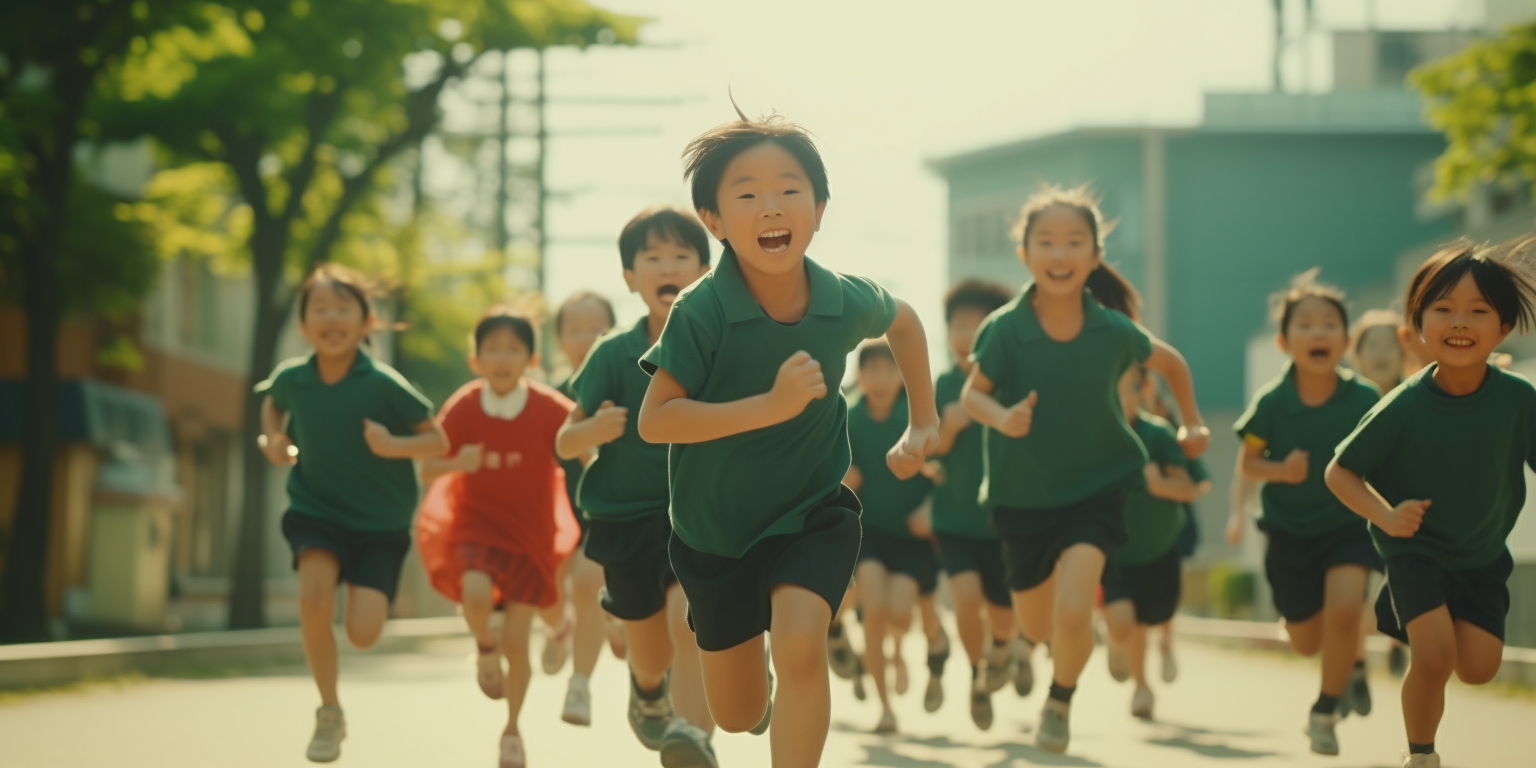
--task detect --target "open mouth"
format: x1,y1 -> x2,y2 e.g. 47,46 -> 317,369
1045,270 -> 1074,281
1444,337 -> 1475,348
1306,347 -> 1331,363
758,229 -> 792,254
656,284 -> 680,301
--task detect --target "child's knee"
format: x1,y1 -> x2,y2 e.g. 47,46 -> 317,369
771,628 -> 827,680
1323,598 -> 1362,628
713,699 -> 769,734
1455,651 -> 1501,685
1054,600 -> 1092,630
345,615 -> 385,649
1285,618 -> 1323,656
1410,645 -> 1456,681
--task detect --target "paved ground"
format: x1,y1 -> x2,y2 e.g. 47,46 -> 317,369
2,629 -> 1531,767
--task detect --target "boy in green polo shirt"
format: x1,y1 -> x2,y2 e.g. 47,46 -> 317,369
554,206 -> 716,768
637,113 -> 939,768
1233,272 -> 1382,757
1327,239 -> 1536,768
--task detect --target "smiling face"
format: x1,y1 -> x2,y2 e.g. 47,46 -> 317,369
471,326 -> 535,396
1019,205 -> 1100,301
947,306 -> 990,369
556,297 -> 613,372
298,283 -> 373,359
624,231 -> 708,318
1353,324 -> 1405,391
1278,296 -> 1348,376
698,141 -> 826,278
1417,272 -> 1513,369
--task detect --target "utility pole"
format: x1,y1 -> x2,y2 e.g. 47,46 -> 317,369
494,50 -> 512,275
535,48 -> 547,293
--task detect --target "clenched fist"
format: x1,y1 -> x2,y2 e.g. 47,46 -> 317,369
259,432 -> 297,466
1378,499 -> 1429,538
769,351 -> 827,419
1280,448 -> 1309,485
995,391 -> 1037,439
590,400 -> 628,445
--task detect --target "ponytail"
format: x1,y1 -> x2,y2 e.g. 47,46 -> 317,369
1086,262 -> 1141,322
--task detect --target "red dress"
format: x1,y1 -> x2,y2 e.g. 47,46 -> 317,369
416,379 -> 578,607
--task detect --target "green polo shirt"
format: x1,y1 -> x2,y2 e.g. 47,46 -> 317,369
555,374 -> 584,514
570,315 -> 670,522
848,391 -> 933,537
932,365 -> 993,539
1335,364 -> 1536,571
1234,366 -> 1380,537
1115,413 -> 1190,566
971,285 -> 1153,510
255,351 -> 433,532
640,249 -> 898,558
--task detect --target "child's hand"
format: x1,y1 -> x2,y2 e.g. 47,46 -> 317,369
843,464 -> 863,490
259,432 -> 297,466
1225,510 -> 1246,546
458,443 -> 484,473
1177,423 -> 1210,458
769,351 -> 827,419
1379,499 -> 1430,538
920,460 -> 946,485
363,419 -> 396,457
996,391 -> 1037,438
940,401 -> 971,432
907,505 -> 933,539
887,423 -> 940,480
590,400 -> 628,445
1281,448 -> 1309,484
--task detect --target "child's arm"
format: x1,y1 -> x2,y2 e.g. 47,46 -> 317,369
556,402 -> 628,460
935,402 -> 970,456
638,352 -> 825,445
884,300 -> 941,479
906,499 -> 934,539
1143,463 -> 1202,503
1144,338 -> 1208,457
843,464 -> 863,492
960,368 -> 1035,438
419,444 -> 483,484
258,396 -> 297,466
364,418 -> 449,460
1239,437 -> 1309,484
1324,459 -> 1428,538
1224,450 -> 1261,545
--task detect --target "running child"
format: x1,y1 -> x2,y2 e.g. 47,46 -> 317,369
960,183 -> 1208,754
416,308 -> 579,768
638,112 -> 940,768
1326,237 -> 1536,768
255,264 -> 448,763
556,206 -> 717,767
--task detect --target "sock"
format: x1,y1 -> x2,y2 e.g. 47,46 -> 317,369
828,622 -> 844,639
1312,693 -> 1340,715
1047,682 -> 1075,704
1408,741 -> 1435,755
1353,659 -> 1366,673
633,673 -> 666,700
569,673 -> 589,690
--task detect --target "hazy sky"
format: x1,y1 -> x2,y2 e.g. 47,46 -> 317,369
526,0 -> 1481,368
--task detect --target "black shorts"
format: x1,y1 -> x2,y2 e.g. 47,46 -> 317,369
583,514 -> 677,622
858,527 -> 940,595
669,487 -> 862,653
282,511 -> 411,601
936,533 -> 1011,607
1375,551 -> 1513,645
992,490 -> 1127,592
1102,546 -> 1183,626
1263,523 -> 1383,623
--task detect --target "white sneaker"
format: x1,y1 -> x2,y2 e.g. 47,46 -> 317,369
306,705 -> 345,763
1402,753 -> 1440,768
562,675 -> 592,726
1130,686 -> 1154,720
499,733 -> 525,768
1036,699 -> 1071,753
1160,644 -> 1178,683
1307,711 -> 1340,756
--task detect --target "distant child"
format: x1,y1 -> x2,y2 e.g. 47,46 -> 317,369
255,263 -> 448,763
961,184 -> 1208,754
844,339 -> 937,733
1101,364 -> 1208,721
931,279 -> 1022,732
1232,270 -> 1383,756
1327,238 -> 1536,768
638,113 -> 940,768
416,308 -> 578,768
556,206 -> 717,767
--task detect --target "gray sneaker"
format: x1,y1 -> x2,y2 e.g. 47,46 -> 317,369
969,673 -> 994,731
1402,753 -> 1440,768
1107,643 -> 1131,683
828,625 -> 859,680
659,718 -> 718,768
1307,711 -> 1340,756
306,705 -> 346,763
1013,639 -> 1036,697
1130,686 -> 1154,720
1036,699 -> 1071,753
983,640 -> 1011,693
923,674 -> 944,713
628,673 -> 674,750
1349,666 -> 1372,717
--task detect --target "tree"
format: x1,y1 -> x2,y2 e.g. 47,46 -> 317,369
108,0 -> 642,628
0,0 -> 204,643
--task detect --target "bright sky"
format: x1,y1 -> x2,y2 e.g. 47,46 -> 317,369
524,0 -> 1481,370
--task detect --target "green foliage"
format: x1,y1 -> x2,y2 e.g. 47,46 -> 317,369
1413,21 -> 1536,201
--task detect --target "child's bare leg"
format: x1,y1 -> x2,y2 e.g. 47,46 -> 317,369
888,576 -> 920,696
342,585 -> 388,649
1102,600 -> 1137,654
1320,565 -> 1368,699
768,584 -> 835,768
949,573 -> 987,666
1452,620 -> 1502,685
919,593 -> 942,644
698,634 -> 769,732
623,608 -> 674,694
297,550 -> 342,706
1050,544 -> 1107,689
570,549 -> 606,678
1128,622 -> 1148,688
665,583 -> 714,731
461,571 -> 499,648
855,561 -> 893,713
1402,606 -> 1457,745
1012,567 -> 1057,646
500,603 -> 537,735
1284,614 -> 1324,657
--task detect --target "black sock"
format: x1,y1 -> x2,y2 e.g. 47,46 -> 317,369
1312,693 -> 1340,715
1408,741 -> 1435,755
1048,682 -> 1075,704
828,622 -> 844,639
633,673 -> 666,701
1354,659 -> 1366,671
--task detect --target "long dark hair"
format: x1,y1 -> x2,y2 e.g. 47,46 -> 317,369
1012,183 -> 1141,321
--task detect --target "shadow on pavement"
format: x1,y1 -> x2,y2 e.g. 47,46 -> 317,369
982,741 -> 1105,767
1145,735 -> 1278,760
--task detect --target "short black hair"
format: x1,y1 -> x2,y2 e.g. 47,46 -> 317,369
944,279 -> 1012,323
472,306 -> 536,356
299,262 -> 376,321
1271,268 -> 1348,337
618,206 -> 712,271
553,291 -> 616,335
1405,236 -> 1536,332
681,112 -> 830,218
856,339 -> 895,369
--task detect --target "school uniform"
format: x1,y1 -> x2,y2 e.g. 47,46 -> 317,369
1334,364 -> 1536,644
1234,366 -> 1382,623
931,365 -> 1011,608
570,316 -> 676,621
849,391 -> 939,594
1176,456 -> 1208,558
1101,413 -> 1190,626
555,374 -> 589,542
970,285 -> 1153,593
640,248 -> 896,652
256,351 -> 432,601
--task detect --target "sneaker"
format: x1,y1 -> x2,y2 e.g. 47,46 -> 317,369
306,705 -> 346,763
627,673 -> 674,750
1160,643 -> 1178,683
1307,711 -> 1340,756
983,640 -> 1012,693
1402,753 -> 1440,768
1107,643 -> 1131,683
1013,639 -> 1036,697
499,734 -> 525,768
1036,699 -> 1071,753
561,675 -> 592,726
893,653 -> 909,695
1130,686 -> 1154,720
1389,643 -> 1408,678
874,708 -> 898,734
541,628 -> 569,676
659,718 -> 719,768
923,674 -> 944,713
852,670 -> 867,701
477,645 -> 505,700
828,624 -> 860,680
749,666 -> 774,736
969,674 -> 994,731
1349,665 -> 1372,716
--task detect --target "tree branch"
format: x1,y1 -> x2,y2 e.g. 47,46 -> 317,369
278,86 -> 345,229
